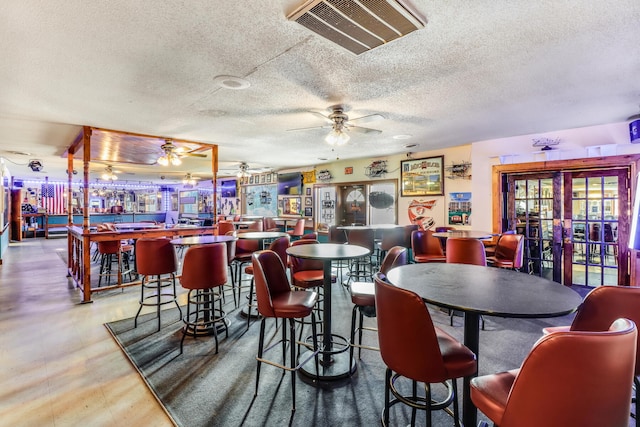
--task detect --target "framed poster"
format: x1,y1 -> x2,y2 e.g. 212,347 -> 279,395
401,156 -> 444,197
304,207 -> 312,217
305,197 -> 312,206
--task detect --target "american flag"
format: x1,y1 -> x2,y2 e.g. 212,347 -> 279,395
41,184 -> 66,214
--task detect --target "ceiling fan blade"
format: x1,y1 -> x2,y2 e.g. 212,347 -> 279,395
347,125 -> 382,135
347,113 -> 385,124
309,110 -> 333,123
286,124 -> 333,132
181,152 -> 207,158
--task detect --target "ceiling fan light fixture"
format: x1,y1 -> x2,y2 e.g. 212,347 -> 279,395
157,155 -> 169,166
325,128 -> 350,146
101,166 -> 117,181
182,173 -> 197,186
237,163 -> 251,178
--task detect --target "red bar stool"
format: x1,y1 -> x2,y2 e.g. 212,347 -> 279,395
97,240 -> 134,287
349,246 -> 407,362
411,229 -> 446,263
375,272 -> 477,426
134,237 -> 182,332
252,250 -> 320,412
178,243 -> 228,354
286,218 -> 306,240
471,318 -> 636,427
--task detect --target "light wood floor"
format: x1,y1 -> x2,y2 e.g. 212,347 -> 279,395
0,237 -> 175,426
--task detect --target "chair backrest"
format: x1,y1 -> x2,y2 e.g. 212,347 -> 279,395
136,237 -> 177,275
217,220 -> 235,236
247,220 -> 263,231
289,239 -> 323,272
252,250 -> 292,318
380,227 -> 405,251
347,228 -> 375,251
494,233 -> 524,268
446,238 -> 487,266
379,246 -> 408,275
328,225 -> 347,244
97,240 -> 120,254
411,229 -> 444,257
268,236 -> 290,268
499,318 -> 636,427
263,217 -> 278,231
374,273 -> 449,383
569,285 -> 640,375
402,224 -> 419,249
180,243 -> 228,290
290,219 -> 306,236
233,214 -> 241,221
300,232 -> 318,240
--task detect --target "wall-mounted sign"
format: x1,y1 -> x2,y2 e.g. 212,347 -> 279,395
345,166 -> 353,175
365,160 -> 388,178
317,169 -> 332,181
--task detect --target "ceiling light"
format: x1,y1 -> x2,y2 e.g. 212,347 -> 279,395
157,141 -> 183,166
325,125 -> 350,146
394,134 -> 413,140
182,173 -> 197,186
101,166 -> 117,181
213,75 -> 250,90
237,163 -> 251,178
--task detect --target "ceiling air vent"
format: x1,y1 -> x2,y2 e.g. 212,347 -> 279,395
287,0 -> 426,55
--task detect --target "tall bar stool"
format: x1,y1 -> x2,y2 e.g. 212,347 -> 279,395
287,218 -> 306,240
328,225 -> 348,282
402,224 -> 419,262
411,229 -> 446,263
244,235 -> 290,329
179,243 -> 228,354
97,239 -> 134,287
350,246 -> 407,362
134,237 -> 182,332
252,250 -> 320,412
375,272 -> 477,426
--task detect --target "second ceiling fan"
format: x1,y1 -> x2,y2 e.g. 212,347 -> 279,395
288,105 -> 384,145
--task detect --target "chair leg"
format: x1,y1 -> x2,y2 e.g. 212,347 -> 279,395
255,318 -> 266,396
246,277 -> 254,330
358,309 -> 364,359
289,318 -> 297,412
383,368 -> 392,426
179,290 -> 191,355
349,305 -> 357,365
133,275 -> 147,328
311,312 -> 319,382
411,380 -> 418,426
451,379 -> 461,427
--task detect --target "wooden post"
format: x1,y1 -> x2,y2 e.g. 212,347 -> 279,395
212,145 -> 218,225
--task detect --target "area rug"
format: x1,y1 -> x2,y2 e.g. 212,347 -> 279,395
105,284 -> 614,427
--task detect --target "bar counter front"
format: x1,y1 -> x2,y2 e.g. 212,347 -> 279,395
68,224 -> 215,303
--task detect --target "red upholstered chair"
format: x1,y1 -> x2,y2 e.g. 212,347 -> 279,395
350,246 -> 407,362
244,236 -> 290,329
178,243 -> 228,354
328,225 -> 348,244
300,232 -> 318,240
435,226 -> 456,252
233,230 -> 260,303
471,318 -> 637,427
217,220 -> 235,236
403,224 -> 419,262
287,218 -> 306,239
487,233 -> 524,270
374,273 -> 477,426
223,231 -> 238,307
541,285 -> 640,418
96,239 -> 134,286
252,250 -> 320,412
289,239 -> 325,334
483,230 -> 515,257
263,217 -> 279,232
446,237 -> 487,328
247,220 -> 263,231
134,237 -> 182,331
411,229 -> 446,263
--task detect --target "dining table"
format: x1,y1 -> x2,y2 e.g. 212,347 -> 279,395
431,229 -> 494,240
271,217 -> 299,232
286,243 -> 371,380
386,263 -> 582,427
235,231 -> 289,249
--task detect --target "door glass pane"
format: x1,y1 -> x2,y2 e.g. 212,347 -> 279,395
540,179 -> 553,199
527,180 -> 539,198
515,180 -> 526,199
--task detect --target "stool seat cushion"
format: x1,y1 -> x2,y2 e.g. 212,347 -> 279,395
271,291 -> 318,318
292,271 -> 323,288
413,254 -> 446,263
245,265 -> 254,275
350,282 -> 375,307
470,368 -> 517,426
436,326 -> 479,378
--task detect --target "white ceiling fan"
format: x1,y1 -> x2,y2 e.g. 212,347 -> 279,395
218,162 -> 271,178
157,139 -> 207,166
287,105 -> 384,146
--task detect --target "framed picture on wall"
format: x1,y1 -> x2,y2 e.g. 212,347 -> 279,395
266,174 -> 271,183
304,207 -> 312,217
305,197 -> 312,206
306,187 -> 311,196
400,156 -> 444,197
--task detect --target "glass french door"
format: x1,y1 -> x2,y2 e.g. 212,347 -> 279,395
506,168 -> 630,287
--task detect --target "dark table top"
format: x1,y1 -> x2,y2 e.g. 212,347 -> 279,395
286,242 -> 370,261
431,230 -> 494,239
236,231 -> 288,240
170,235 -> 236,245
386,263 -> 581,318
337,224 -> 401,231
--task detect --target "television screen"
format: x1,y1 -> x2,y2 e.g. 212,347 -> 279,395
218,179 -> 237,198
277,172 -> 302,195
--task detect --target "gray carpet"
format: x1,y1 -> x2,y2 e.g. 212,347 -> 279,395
105,282 -> 627,427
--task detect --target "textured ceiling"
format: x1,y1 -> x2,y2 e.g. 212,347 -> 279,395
0,0 -> 639,182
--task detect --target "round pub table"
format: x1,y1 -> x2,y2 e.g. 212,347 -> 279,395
286,243 -> 371,380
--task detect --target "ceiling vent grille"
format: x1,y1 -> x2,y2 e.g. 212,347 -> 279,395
287,0 -> 426,55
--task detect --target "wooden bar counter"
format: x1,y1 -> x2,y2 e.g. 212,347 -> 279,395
68,224 -> 215,303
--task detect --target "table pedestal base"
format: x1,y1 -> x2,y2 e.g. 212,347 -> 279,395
298,333 -> 355,380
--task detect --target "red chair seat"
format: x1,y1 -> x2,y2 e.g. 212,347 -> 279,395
350,282 -> 375,307
413,254 -> 446,263
470,369 -> 517,425
436,326 -> 479,377
271,292 -> 318,318
292,270 -> 323,288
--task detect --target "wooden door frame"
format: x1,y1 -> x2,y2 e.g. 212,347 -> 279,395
492,154 -> 640,286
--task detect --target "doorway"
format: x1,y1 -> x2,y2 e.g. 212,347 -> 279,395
496,155 -> 638,287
